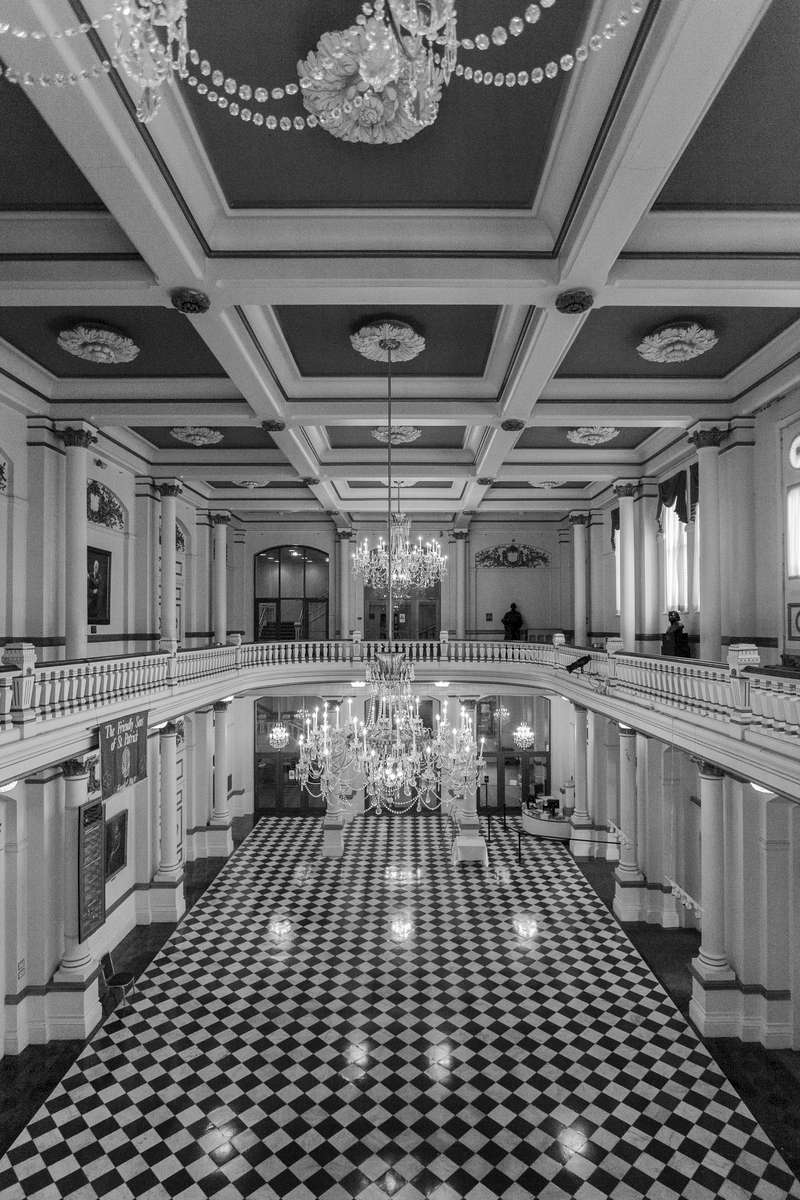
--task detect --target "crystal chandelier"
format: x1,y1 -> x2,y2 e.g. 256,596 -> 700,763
113,1 -> 188,123
350,321 -> 447,598
268,721 -> 290,750
513,722 -> 535,750
297,702 -> 358,813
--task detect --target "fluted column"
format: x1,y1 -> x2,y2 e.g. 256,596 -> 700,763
569,513 -> 589,646
337,529 -> 353,638
614,481 -> 638,651
210,512 -> 231,645
688,426 -> 726,661
694,762 -> 734,980
60,426 -> 97,660
453,531 -> 468,640
158,481 -> 182,654
56,760 -> 95,979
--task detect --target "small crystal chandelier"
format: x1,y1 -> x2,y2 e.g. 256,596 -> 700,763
269,721 -> 290,750
113,0 -> 188,123
351,320 -> 447,597
513,722 -> 535,750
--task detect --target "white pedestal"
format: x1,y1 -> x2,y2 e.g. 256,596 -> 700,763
323,815 -> 345,858
452,835 -> 489,867
150,877 -> 186,922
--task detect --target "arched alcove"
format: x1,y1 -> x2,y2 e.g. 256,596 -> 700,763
254,544 -> 330,640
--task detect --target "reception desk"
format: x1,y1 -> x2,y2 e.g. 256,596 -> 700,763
520,801 -> 571,842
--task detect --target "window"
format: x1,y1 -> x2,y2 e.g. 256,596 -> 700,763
662,503 -> 687,611
788,485 -> 800,576
614,537 -> 621,616
691,506 -> 700,611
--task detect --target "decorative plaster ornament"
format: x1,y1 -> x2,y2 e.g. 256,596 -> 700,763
171,286 -> 210,314
262,420 -> 286,433
371,426 -> 422,445
475,539 -> 549,568
169,426 -> 224,447
500,418 -> 525,432
566,426 -> 620,447
636,321 -> 718,364
555,288 -> 594,314
234,480 -> 263,489
350,321 -> 425,363
87,480 -> 125,530
57,325 -> 140,365
0,459 -> 6,494
530,480 -> 560,488
298,14 -> 446,145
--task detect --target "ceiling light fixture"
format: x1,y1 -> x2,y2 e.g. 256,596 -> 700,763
351,321 -> 447,598
0,2 -> 645,137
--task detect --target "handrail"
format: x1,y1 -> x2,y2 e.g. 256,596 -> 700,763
2,638 -> 800,747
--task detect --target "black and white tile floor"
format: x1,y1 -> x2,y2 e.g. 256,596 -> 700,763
1,815 -> 799,1200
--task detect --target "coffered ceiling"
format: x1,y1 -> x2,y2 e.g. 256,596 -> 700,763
0,0 -> 794,524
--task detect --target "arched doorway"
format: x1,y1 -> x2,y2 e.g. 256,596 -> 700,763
254,545 -> 329,640
363,584 -> 440,640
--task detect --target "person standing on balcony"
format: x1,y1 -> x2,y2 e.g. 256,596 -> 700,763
502,602 -> 523,642
661,610 -> 690,658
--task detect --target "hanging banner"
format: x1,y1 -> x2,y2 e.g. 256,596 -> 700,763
78,801 -> 105,942
100,711 -> 148,800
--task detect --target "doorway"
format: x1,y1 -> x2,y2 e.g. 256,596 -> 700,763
363,584 -> 440,640
255,751 -> 323,816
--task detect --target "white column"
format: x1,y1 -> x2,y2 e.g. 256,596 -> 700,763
210,700 -> 234,856
210,512 -> 231,645
638,483 -> 660,653
55,761 -> 95,979
614,481 -> 638,652
453,532 -> 468,640
337,529 -> 353,638
613,725 -> 645,921
156,723 -> 181,880
569,513 -> 589,646
694,762 -> 734,980
152,723 -> 186,921
724,424 -> 756,641
689,426 -> 725,662
60,426 -> 96,660
533,695 -> 549,751
158,481 -> 182,654
571,705 -> 589,825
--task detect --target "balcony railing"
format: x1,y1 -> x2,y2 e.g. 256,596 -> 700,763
1,640 -> 799,787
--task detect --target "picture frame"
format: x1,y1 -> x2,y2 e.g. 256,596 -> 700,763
87,546 -> 111,626
104,809 -> 128,881
787,603 -> 800,642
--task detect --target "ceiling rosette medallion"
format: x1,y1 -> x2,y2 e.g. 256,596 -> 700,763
234,480 -> 263,489
298,13 -> 445,146
350,321 -> 425,363
637,321 -> 718,364
57,325 -> 139,365
371,426 -> 422,445
566,426 -> 620,447
169,426 -> 224,447
530,481 -> 560,489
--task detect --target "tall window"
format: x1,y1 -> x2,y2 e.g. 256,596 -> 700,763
788,485 -> 800,576
663,503 -> 688,611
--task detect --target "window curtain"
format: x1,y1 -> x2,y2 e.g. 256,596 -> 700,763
689,462 -> 699,521
657,469 -> 688,528
788,485 -> 800,576
663,504 -> 688,610
610,507 -> 620,549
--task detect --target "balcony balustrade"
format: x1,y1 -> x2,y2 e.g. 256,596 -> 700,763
1,639 -> 798,796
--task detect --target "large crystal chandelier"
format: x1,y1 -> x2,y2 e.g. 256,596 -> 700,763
350,321 -> 447,597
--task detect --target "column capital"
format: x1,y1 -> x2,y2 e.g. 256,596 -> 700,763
451,529 -> 469,541
688,424 -> 727,450
213,699 -> 230,714
568,512 -> 590,527
59,426 -> 97,450
618,723 -> 636,738
613,479 -> 639,499
209,511 -> 232,526
336,528 -> 354,541
160,720 -> 179,738
694,759 -> 725,779
573,703 -> 587,716
62,758 -> 89,779
158,480 -> 184,499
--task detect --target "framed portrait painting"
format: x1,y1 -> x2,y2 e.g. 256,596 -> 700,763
104,809 -> 128,881
87,547 -> 111,625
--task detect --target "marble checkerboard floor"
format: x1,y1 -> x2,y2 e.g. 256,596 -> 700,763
1,814 -> 798,1200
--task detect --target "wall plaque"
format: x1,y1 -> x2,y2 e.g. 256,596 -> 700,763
78,801 -> 106,942
100,711 -> 148,800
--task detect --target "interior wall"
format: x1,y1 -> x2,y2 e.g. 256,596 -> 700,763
468,519 -> 564,639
